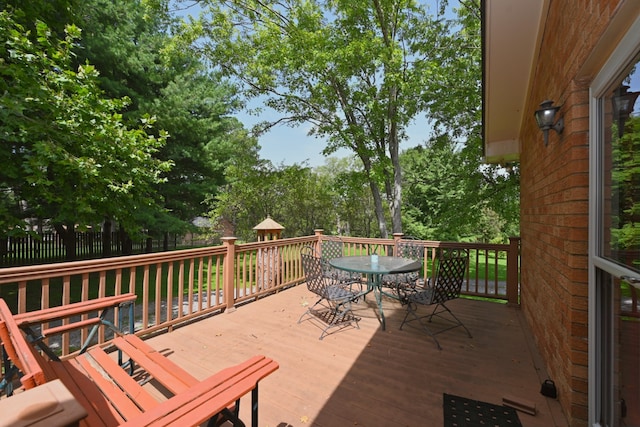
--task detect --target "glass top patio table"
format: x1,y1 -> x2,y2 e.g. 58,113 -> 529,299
329,256 -> 421,330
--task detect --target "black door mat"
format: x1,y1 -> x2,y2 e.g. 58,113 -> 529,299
443,393 -> 523,427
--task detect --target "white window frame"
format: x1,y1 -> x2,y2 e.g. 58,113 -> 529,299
589,13 -> 640,426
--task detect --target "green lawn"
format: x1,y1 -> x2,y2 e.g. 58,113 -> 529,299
0,260 -> 221,313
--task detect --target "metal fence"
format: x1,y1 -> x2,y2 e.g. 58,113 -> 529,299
0,231 -> 214,267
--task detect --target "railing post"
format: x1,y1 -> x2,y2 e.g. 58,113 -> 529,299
392,233 -> 404,256
314,229 -> 324,255
506,237 -> 521,306
222,237 -> 237,311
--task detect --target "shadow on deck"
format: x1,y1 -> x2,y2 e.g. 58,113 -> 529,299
145,284 -> 568,427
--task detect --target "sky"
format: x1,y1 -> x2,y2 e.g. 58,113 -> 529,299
242,102 -> 430,168
173,1 -> 460,167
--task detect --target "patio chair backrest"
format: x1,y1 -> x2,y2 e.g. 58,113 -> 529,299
301,248 -> 330,297
397,239 -> 424,262
320,239 -> 345,261
431,249 -> 468,305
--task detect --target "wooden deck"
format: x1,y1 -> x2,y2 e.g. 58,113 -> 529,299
144,284 -> 568,427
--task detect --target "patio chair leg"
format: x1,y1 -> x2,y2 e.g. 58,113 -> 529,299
439,303 -> 472,338
299,298 -> 359,340
400,302 -> 471,350
401,304 -> 443,350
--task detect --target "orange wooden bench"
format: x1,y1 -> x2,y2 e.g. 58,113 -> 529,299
0,297 -> 278,427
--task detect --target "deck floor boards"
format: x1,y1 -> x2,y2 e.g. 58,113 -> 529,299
144,284 -> 568,427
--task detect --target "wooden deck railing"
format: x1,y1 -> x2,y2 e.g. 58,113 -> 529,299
0,233 -> 520,357
316,232 -> 521,305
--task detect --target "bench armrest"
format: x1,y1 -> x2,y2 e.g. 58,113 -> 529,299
14,294 -> 137,327
120,355 -> 279,427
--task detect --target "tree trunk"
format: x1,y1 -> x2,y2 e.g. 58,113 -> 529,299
163,232 -> 169,251
369,179 -> 388,239
361,156 -> 389,238
119,227 -> 132,255
102,219 -> 112,257
387,120 -> 403,235
54,222 -> 77,261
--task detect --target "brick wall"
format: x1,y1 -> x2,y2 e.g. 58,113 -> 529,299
519,1 -> 622,425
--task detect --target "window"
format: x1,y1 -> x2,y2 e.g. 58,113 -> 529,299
590,20 -> 640,426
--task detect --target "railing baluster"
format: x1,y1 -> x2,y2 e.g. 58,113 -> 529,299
155,263 -> 162,322
188,258 -> 195,315
166,262 -> 174,324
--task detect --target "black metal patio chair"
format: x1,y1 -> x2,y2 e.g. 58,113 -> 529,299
381,238 -> 425,298
319,238 -> 363,291
399,248 -> 472,350
298,246 -> 361,340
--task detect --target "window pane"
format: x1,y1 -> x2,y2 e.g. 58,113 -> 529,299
603,57 -> 640,273
616,277 -> 640,425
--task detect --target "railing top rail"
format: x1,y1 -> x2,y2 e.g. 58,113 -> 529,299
333,236 -> 514,252
0,245 -> 227,284
236,236 -> 317,251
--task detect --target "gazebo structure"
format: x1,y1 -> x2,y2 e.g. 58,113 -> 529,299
252,216 -> 284,241
253,217 -> 284,290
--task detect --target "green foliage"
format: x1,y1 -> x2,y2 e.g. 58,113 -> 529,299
399,1 -> 519,243
2,0 -> 80,37
316,157 -> 378,237
611,115 -> 640,255
401,140 -> 478,240
400,138 -> 519,242
1,0 -> 520,249
0,11 -> 171,237
210,158 -> 338,241
73,0 -> 260,234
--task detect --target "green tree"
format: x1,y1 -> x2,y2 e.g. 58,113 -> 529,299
148,72 -> 250,235
401,141 -> 479,240
73,0 -> 258,246
316,157 -> 377,237
0,12 -> 172,258
401,137 -> 519,243
400,1 -> 519,242
187,0 -> 456,238
211,158 -> 338,241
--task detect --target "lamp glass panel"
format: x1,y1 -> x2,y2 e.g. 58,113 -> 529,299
540,109 -> 556,127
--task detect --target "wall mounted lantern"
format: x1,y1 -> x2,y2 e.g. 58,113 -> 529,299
534,100 -> 564,146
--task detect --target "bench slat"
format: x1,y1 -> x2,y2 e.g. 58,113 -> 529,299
85,345 -> 161,413
77,348 -> 155,418
48,359 -> 117,427
111,335 -> 197,393
114,335 -> 199,387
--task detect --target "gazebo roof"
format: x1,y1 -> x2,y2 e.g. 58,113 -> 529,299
253,217 -> 284,231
